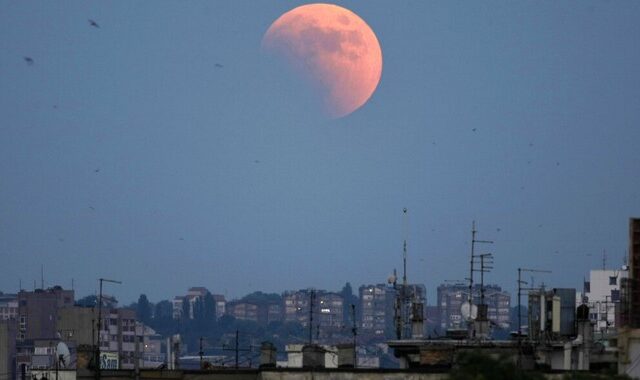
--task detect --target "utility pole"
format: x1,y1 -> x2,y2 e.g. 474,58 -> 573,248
351,304 -> 357,368
235,330 -> 239,369
199,337 -> 204,369
390,269 -> 401,339
308,290 -> 316,344
400,208 -> 409,339
468,222 -> 493,309
222,330 -> 252,369
478,253 -> 494,307
467,222 -> 492,338
96,278 -> 122,380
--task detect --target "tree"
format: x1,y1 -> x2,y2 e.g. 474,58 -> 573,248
204,292 -> 216,322
451,351 -> 544,380
240,291 -> 282,304
137,294 -> 151,324
181,297 -> 190,320
340,282 -> 357,325
193,297 -> 204,322
150,300 -> 179,337
75,295 -> 98,307
154,300 -> 173,321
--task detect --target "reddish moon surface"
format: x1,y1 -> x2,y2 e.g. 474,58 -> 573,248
262,3 -> 383,119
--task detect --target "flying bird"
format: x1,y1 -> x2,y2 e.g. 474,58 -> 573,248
89,19 -> 100,28
471,128 -> 477,132
214,63 -> 223,68
24,57 -> 34,65
89,206 -> 95,211
94,168 -> 100,173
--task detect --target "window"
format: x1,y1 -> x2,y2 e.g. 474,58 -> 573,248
611,289 -> 620,302
609,276 -> 617,286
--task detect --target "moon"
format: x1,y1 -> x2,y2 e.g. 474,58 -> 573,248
262,3 -> 383,119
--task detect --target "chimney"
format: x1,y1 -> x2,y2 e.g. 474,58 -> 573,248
259,342 -> 276,368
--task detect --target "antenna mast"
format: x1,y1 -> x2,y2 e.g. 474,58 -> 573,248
402,208 -> 409,338
468,222 -> 493,317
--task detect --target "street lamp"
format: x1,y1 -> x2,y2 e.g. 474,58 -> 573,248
96,278 -> 122,380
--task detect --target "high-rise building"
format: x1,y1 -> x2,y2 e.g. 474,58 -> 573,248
359,284 -> 395,337
172,287 -> 224,321
437,283 -> 468,331
282,289 -> 345,333
316,292 -> 344,330
437,283 -> 510,332
283,289 -> 312,326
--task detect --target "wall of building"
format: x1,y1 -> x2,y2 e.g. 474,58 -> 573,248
57,307 -> 97,346
0,321 -> 16,380
628,218 -> 640,328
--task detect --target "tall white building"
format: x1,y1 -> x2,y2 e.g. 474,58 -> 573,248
583,267 -> 629,334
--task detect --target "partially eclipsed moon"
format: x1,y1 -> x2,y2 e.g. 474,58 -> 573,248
262,3 -> 383,119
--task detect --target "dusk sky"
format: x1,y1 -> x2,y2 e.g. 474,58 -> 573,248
1,1 -> 639,305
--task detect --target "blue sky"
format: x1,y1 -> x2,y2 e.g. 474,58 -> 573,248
1,1 -> 639,304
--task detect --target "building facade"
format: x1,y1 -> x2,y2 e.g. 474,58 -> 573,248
0,293 -> 17,321
628,218 -> 640,328
437,283 -> 510,333
17,286 -> 74,341
358,284 -> 398,338
584,268 -> 628,334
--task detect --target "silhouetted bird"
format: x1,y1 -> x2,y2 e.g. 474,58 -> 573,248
496,228 -> 501,232
179,237 -> 185,241
89,206 -> 95,211
94,168 -> 100,173
89,19 -> 100,28
254,160 -> 260,164
24,57 -> 34,65
471,128 -> 477,132
556,162 -> 560,166
214,63 -> 223,68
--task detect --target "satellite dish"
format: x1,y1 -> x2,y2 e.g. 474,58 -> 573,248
56,342 -> 71,368
460,302 -> 478,321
